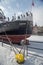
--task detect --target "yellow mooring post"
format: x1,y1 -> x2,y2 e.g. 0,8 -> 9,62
15,53 -> 24,64
13,46 -> 25,64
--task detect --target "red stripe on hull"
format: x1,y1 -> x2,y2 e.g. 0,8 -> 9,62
0,35 -> 31,43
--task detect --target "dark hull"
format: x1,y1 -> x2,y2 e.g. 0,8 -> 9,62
0,20 -> 33,43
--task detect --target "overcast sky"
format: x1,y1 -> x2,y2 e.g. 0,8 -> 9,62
0,0 -> 43,26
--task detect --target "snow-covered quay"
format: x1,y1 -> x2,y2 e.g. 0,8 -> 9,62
0,35 -> 43,65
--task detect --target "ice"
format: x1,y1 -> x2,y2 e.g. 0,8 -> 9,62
27,35 -> 43,42
0,35 -> 43,65
0,44 -> 43,65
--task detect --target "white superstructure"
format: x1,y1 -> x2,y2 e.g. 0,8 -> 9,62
0,9 -> 5,22
16,11 -> 33,21
0,9 -> 10,23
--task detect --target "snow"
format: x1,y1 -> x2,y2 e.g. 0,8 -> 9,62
0,35 -> 43,65
27,35 -> 43,42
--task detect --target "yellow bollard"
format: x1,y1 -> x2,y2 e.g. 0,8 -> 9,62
15,53 -> 24,64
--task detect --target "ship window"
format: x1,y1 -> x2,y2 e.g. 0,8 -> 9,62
26,12 -> 29,16
18,16 -> 20,19
21,14 -> 22,17
24,15 -> 25,17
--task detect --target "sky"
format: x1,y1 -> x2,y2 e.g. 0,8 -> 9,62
0,0 -> 43,26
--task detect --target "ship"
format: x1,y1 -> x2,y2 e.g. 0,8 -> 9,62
0,9 -> 33,44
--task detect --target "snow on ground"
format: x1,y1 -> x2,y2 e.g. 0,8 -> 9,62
0,35 -> 43,65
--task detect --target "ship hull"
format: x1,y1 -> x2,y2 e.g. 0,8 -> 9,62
0,35 -> 30,43
0,20 -> 33,43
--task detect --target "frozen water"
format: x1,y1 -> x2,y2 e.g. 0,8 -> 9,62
0,44 -> 43,65
27,35 -> 43,42
0,35 -> 43,65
